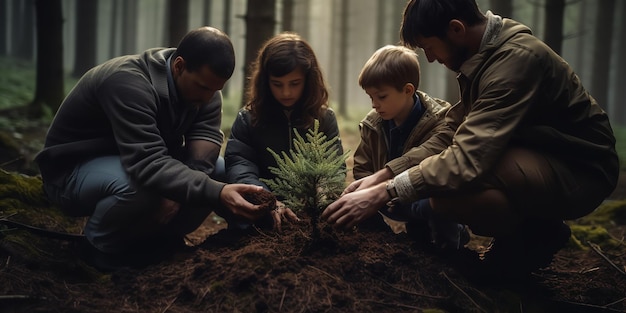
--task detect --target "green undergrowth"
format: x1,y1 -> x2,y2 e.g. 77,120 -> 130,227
568,199 -> 626,250
0,169 -> 105,281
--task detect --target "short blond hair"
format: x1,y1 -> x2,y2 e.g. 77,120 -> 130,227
358,45 -> 421,91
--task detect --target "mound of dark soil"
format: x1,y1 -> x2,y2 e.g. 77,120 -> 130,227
1,204 -> 625,313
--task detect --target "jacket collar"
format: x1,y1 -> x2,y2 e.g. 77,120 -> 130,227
459,12 -> 531,79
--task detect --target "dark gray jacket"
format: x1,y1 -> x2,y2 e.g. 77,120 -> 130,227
36,48 -> 225,206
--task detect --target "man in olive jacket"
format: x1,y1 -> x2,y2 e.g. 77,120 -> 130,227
323,0 -> 619,279
36,27 -> 269,270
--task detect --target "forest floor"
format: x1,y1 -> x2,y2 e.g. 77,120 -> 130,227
0,121 -> 625,313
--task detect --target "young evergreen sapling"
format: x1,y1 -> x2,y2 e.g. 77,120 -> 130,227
262,120 -> 349,240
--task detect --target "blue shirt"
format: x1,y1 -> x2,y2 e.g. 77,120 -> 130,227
384,94 -> 424,160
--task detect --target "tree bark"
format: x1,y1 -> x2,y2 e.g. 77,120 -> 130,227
32,0 -> 64,116
0,0 -> 6,55
337,0 -> 349,118
241,0 -> 276,107
221,0 -> 232,97
282,0 -> 294,31
72,0 -> 98,78
202,0 -> 212,26
121,0 -> 138,54
613,0 -> 626,124
375,0 -> 385,47
167,0 -> 190,47
12,0 -> 35,60
108,0 -> 119,58
543,0 -> 565,55
591,0 -> 616,111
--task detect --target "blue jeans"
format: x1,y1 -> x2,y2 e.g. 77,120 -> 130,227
43,155 -> 225,253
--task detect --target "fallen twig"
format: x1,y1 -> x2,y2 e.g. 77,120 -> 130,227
605,297 -> 626,308
0,157 -> 24,168
441,271 -> 486,313
587,241 -> 626,275
160,296 -> 177,313
279,288 -> 286,312
0,294 -> 47,301
359,299 -> 424,310
0,218 -> 85,241
553,299 -> 626,312
307,265 -> 341,282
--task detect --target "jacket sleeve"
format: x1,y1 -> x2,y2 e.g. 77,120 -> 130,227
398,46 -> 544,202
224,110 -> 269,189
184,92 -> 225,175
352,119 -> 377,180
98,71 -> 225,206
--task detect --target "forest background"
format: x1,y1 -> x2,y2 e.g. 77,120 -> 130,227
1,2 -> 626,312
1,0 -> 626,132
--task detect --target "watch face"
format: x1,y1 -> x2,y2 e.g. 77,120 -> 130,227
386,181 -> 398,199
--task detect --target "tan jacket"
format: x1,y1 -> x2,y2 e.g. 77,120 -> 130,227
393,18 -> 619,202
353,91 -> 451,180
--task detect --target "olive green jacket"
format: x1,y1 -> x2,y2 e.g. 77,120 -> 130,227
391,17 -> 619,202
353,91 -> 451,180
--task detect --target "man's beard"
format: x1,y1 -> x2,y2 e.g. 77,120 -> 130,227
445,40 -> 470,73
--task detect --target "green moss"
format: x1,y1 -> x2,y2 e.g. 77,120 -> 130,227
0,169 -> 83,232
569,224 -> 623,250
576,200 -> 626,227
0,169 -> 48,207
0,169 -> 108,281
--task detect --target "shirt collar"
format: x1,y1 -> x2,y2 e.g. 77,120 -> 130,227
386,93 -> 424,131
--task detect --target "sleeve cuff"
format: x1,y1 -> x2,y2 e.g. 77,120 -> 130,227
394,170 -> 420,202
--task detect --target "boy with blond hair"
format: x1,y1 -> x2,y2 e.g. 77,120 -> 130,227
352,45 -> 467,250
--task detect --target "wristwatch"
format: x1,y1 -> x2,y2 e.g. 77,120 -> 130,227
385,179 -> 400,208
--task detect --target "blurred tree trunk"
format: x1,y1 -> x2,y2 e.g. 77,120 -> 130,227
282,0 -> 294,31
202,0 -> 212,26
591,0 -> 615,112
532,0 -> 541,35
121,0 -> 138,54
241,0 -> 276,107
375,0 -> 385,47
222,0 -> 232,97
574,0 -> 587,74
613,1 -> 626,125
544,0 -> 565,55
336,0 -> 349,118
0,0 -> 6,55
72,0 -> 97,78
32,0 -> 64,117
489,0 -> 512,17
167,0 -> 189,47
222,0 -> 232,36
292,0 -> 310,39
109,0 -> 119,58
389,1 -> 402,43
12,0 -> 35,60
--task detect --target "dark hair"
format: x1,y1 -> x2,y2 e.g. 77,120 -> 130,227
172,26 -> 235,79
246,32 -> 329,128
400,0 -> 485,48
